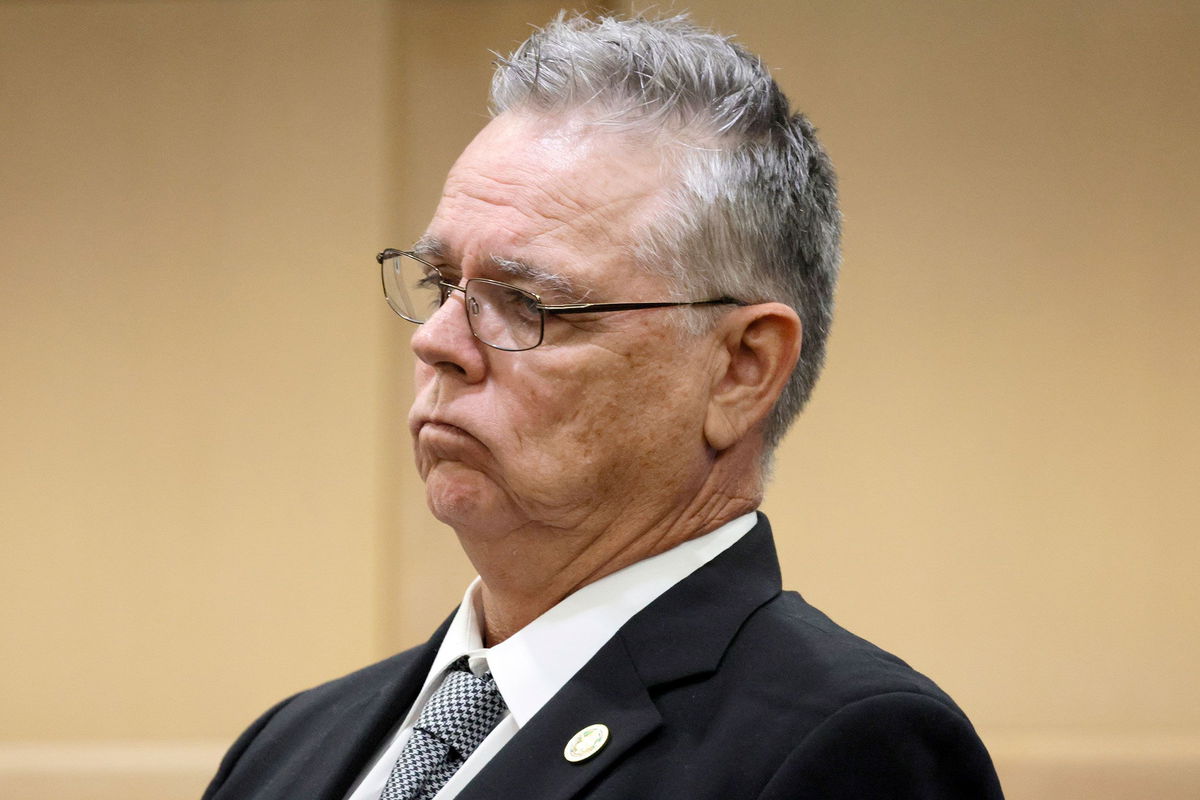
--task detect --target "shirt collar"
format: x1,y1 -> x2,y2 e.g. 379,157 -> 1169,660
428,512 -> 757,727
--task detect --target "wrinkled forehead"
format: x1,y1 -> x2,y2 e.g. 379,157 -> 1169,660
424,113 -> 676,292
452,111 -> 666,191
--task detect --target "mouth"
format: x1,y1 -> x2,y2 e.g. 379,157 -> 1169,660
412,418 -> 491,480
412,415 -> 482,447
420,420 -> 471,438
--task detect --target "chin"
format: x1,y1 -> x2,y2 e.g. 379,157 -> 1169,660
424,464 -> 512,534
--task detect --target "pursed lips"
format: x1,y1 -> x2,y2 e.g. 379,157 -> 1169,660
410,414 -> 483,448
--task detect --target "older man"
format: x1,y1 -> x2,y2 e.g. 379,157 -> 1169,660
204,14 -> 1002,800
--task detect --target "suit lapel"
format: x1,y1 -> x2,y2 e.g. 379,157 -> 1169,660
302,653 -> 435,800
620,513 -> 782,686
456,514 -> 782,800
456,636 -> 662,800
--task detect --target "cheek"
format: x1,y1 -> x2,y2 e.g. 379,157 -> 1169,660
413,359 -> 435,385
497,360 -> 620,463
479,330 -> 707,475
525,351 -> 692,467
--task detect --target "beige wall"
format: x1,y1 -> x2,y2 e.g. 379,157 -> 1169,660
1,1 -> 1196,798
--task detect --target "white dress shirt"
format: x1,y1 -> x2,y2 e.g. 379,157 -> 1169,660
344,512 -> 757,800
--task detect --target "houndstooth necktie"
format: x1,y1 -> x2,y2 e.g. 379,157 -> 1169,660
380,656 -> 507,800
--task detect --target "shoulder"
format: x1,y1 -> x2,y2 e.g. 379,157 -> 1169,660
739,590 -> 960,712
202,633 -> 444,800
752,683 -> 1004,798
727,592 -> 1003,798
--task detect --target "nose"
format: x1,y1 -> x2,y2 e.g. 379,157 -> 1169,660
410,288 -> 488,382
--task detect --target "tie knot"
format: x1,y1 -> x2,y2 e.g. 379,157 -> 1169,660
415,656 -> 507,759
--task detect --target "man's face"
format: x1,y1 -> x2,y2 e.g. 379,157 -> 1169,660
407,114 -> 720,545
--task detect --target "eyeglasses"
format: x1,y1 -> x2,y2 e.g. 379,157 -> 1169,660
377,249 -> 746,352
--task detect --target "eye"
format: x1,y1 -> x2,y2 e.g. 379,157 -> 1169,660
501,285 -> 542,321
414,274 -> 444,305
409,268 -> 451,311
414,266 -> 459,307
415,272 -> 442,290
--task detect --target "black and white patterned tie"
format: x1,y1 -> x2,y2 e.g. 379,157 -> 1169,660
380,656 -> 507,800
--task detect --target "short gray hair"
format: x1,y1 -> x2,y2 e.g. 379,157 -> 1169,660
491,13 -> 841,453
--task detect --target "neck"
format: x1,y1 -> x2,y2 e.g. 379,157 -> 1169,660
467,453 -> 761,646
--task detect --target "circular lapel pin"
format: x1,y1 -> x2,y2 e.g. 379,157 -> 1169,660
563,723 -> 610,763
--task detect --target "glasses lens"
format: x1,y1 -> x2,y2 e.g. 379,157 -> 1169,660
466,280 -> 543,351
382,252 -> 444,322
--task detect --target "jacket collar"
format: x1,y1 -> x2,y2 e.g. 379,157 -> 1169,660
455,513 -> 782,800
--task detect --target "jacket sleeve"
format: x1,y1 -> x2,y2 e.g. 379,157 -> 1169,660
757,691 -> 1004,800
200,693 -> 298,800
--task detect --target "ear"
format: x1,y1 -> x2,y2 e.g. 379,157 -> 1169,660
704,303 -> 803,452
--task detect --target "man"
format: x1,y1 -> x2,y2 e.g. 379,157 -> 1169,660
204,13 -> 1003,800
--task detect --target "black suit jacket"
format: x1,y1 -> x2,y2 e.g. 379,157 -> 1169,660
203,515 -> 1003,799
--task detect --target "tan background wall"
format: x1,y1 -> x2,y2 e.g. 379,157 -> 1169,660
1,1 -> 1196,798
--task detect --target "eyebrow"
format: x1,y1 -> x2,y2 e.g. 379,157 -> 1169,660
491,256 -> 584,299
410,234 -> 586,299
411,234 -> 447,262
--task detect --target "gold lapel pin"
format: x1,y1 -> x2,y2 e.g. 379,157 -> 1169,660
563,723 -> 610,763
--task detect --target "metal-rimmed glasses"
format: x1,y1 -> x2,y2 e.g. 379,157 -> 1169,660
378,248 -> 746,352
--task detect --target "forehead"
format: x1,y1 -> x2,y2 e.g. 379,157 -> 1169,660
426,114 -> 671,291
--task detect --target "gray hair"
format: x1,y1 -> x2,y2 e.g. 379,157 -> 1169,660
490,13 -> 841,454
